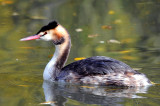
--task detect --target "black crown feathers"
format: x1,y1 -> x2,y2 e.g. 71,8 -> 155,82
36,21 -> 58,34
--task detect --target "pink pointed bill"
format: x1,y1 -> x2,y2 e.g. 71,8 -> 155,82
20,35 -> 41,41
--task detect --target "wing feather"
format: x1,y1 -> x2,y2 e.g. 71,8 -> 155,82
57,56 -> 139,79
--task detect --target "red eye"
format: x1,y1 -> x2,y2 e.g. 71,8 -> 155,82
42,32 -> 47,36
44,32 -> 47,35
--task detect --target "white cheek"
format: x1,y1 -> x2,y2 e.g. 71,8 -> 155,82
40,34 -> 53,41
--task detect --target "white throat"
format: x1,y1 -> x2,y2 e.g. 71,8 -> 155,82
43,38 -> 71,81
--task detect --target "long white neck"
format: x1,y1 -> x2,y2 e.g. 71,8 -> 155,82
43,31 -> 71,81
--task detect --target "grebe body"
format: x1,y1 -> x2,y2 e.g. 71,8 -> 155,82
57,56 -> 151,86
20,21 -> 152,86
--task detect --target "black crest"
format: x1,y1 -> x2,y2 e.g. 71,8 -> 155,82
36,21 -> 59,34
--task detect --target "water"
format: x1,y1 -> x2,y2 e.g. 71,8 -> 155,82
0,0 -> 160,105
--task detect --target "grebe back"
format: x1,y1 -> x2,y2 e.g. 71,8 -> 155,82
20,21 -> 152,86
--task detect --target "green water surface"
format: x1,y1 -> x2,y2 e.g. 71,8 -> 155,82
0,0 -> 160,106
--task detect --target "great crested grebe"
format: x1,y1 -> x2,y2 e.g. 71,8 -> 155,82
20,21 -> 152,86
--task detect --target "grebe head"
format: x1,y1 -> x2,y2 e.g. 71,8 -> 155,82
20,21 -> 68,45
20,21 -> 71,81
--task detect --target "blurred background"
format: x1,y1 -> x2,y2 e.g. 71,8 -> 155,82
0,0 -> 160,105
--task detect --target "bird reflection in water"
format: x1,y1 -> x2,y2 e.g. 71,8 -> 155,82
42,81 -> 151,106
